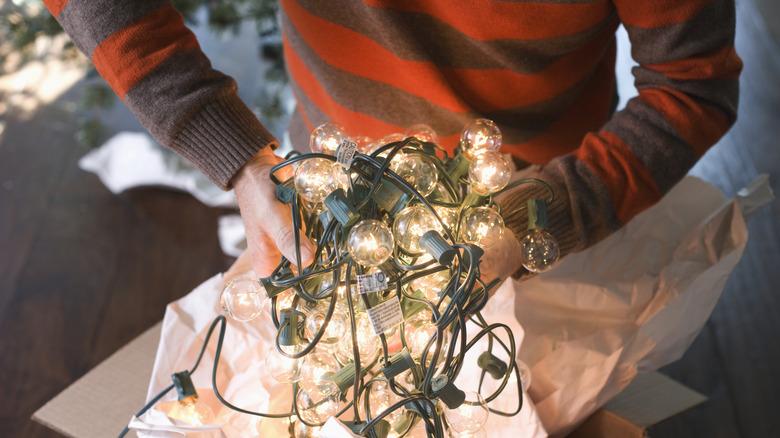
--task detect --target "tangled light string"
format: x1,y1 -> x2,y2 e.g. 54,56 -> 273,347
149,120 -> 561,438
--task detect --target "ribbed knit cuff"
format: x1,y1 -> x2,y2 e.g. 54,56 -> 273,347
172,93 -> 278,190
495,168 -> 583,279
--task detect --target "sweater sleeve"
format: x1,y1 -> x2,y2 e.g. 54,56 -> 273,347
43,0 -> 277,189
497,0 -> 742,264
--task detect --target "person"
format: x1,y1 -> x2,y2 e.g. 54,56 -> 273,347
43,0 -> 741,281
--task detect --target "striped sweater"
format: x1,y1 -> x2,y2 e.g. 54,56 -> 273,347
45,0 -> 742,261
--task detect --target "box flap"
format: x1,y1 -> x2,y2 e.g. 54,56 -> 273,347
32,323 -> 161,438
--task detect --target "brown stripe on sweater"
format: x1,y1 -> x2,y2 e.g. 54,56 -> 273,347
633,68 -> 739,118
603,99 -> 697,193
283,11 -> 606,144
555,155 -> 621,244
297,0 -> 615,72
624,0 -> 735,65
58,0 -> 166,56
124,49 -> 236,145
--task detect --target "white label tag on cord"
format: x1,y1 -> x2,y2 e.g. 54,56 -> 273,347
357,271 -> 388,294
367,296 -> 403,335
336,140 -> 357,168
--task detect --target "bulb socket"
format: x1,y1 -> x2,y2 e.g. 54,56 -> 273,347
346,420 -> 391,438
172,370 -> 198,401
419,230 -> 456,266
275,180 -> 296,204
382,348 -> 420,382
477,351 -> 508,380
330,362 -> 365,393
324,188 -> 359,227
259,277 -> 289,298
279,309 -> 305,346
431,375 -> 465,409
527,198 -> 549,230
447,153 -> 470,182
372,180 -> 410,215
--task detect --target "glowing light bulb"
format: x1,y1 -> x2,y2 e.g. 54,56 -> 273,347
265,346 -> 302,384
519,229 -> 560,273
310,122 -> 347,155
410,269 -> 450,301
468,151 -> 511,195
443,391 -> 489,434
336,313 -> 380,364
301,349 -> 339,384
294,158 -> 341,205
292,418 -> 322,437
405,124 -> 438,143
160,395 -> 215,426
220,277 -> 266,322
405,312 -> 448,365
389,153 -> 438,197
360,378 -> 408,426
347,219 -> 395,267
393,205 -> 442,254
459,207 -> 505,249
305,303 -> 348,345
461,119 -> 501,159
433,205 -> 458,232
296,379 -> 342,425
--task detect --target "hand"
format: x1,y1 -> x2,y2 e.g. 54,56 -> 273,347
232,147 -> 315,277
479,230 -> 524,285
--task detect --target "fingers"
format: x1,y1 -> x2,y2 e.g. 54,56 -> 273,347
264,199 -> 316,268
247,231 -> 284,278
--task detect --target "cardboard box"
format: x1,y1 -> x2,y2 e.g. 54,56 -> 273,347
33,324 -> 706,438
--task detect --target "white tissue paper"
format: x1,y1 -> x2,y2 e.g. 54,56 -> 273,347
79,132 -> 237,208
128,174 -> 770,437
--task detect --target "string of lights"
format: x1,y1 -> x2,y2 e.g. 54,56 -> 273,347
125,119 -> 562,438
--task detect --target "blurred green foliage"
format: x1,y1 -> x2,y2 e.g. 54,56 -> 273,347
0,0 -> 286,147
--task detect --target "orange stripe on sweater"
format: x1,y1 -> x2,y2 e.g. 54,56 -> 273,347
614,0 -> 711,28
91,5 -> 198,98
577,131 -> 662,224
640,87 -> 730,156
362,0 -> 612,40
646,45 -> 743,81
43,0 -> 68,16
284,32 -> 404,138
285,0 -> 614,112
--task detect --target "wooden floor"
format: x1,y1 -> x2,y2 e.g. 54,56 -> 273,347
1,1 -> 778,437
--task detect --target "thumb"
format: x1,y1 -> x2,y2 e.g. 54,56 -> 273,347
266,202 -> 316,268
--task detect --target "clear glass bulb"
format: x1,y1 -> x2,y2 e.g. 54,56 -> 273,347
450,428 -> 487,438
294,158 -> 341,205
389,153 -> 438,197
301,349 -> 339,384
393,205 -> 442,254
433,205 -> 458,232
347,219 -> 395,267
335,313 -> 379,364
160,395 -> 215,426
220,277 -> 266,322
461,119 -> 501,159
360,378 -> 408,426
405,312 -> 448,365
265,346 -> 303,384
304,303 -> 348,345
519,229 -> 560,273
410,269 -> 450,301
309,122 -> 347,155
405,124 -> 438,143
459,207 -> 505,249
292,418 -> 322,437
296,379 -> 342,425
468,151 -> 511,195
443,391 -> 489,434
